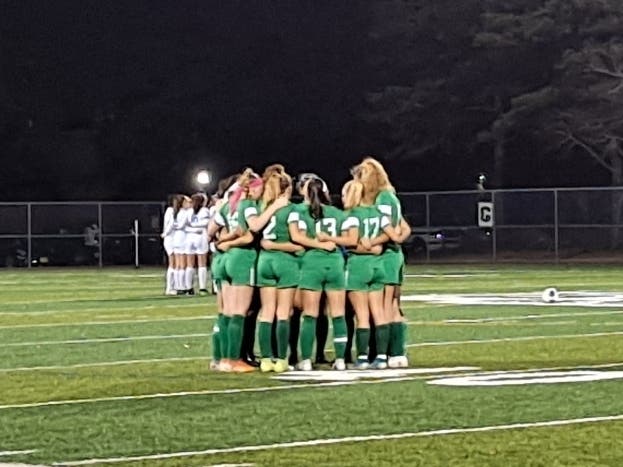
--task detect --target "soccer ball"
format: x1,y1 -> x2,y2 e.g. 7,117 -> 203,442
541,287 -> 559,303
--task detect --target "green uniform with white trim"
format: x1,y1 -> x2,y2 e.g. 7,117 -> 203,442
293,203 -> 347,291
344,205 -> 388,292
216,199 -> 258,286
256,203 -> 301,288
375,189 -> 405,285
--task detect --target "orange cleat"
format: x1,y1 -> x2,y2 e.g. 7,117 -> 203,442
231,359 -> 256,373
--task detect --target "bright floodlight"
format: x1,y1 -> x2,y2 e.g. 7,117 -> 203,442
196,170 -> 212,187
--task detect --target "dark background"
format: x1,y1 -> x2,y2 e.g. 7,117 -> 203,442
1,1 -> 622,201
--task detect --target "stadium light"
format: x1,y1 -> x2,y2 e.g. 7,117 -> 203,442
195,169 -> 212,189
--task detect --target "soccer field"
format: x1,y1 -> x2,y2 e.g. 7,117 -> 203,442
2,265 -> 623,467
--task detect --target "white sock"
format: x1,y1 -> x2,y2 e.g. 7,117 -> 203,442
176,269 -> 185,290
198,267 -> 207,290
166,267 -> 175,292
185,267 -> 195,290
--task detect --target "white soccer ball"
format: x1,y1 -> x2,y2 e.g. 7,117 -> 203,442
541,287 -> 559,303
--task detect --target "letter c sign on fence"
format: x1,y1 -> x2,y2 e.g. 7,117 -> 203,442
477,202 -> 494,228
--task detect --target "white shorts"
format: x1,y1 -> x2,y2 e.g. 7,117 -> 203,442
163,236 -> 174,256
184,232 -> 208,255
172,230 -> 186,255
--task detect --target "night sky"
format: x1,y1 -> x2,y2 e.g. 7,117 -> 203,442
0,1 -> 616,201
1,1 -> 381,200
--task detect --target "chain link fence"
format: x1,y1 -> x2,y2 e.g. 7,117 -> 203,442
1,187 -> 623,267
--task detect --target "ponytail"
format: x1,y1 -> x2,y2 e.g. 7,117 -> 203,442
306,178 -> 331,220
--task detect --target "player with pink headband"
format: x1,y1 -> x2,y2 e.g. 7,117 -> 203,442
212,168 -> 287,372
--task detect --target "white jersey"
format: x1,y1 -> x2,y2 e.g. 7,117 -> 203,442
184,207 -> 210,255
162,207 -> 175,255
172,208 -> 189,254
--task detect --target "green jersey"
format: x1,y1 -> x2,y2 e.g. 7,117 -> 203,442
375,189 -> 402,252
293,203 -> 348,257
261,203 -> 297,243
343,205 -> 389,255
215,199 -> 257,250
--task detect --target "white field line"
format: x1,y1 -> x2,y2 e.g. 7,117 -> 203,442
54,414 -> 623,466
442,309 -> 623,323
0,356 -> 212,374
2,362 -> 622,412
406,330 -> 623,348
0,333 -> 212,348
0,302 -> 207,316
0,378 -> 419,411
0,315 -> 214,330
0,450 -> 37,456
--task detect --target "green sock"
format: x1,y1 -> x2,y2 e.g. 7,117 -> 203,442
355,328 -> 370,359
277,319 -> 290,359
219,314 -> 230,359
227,315 -> 244,360
375,324 -> 390,358
332,316 -> 347,360
300,315 -> 316,360
212,317 -> 222,361
258,321 -> 273,359
399,321 -> 408,356
390,321 -> 407,356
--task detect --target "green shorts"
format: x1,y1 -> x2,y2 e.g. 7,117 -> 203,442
211,253 -> 225,282
222,248 -> 257,286
298,251 -> 345,291
380,248 -> 404,286
256,250 -> 300,288
346,254 -> 386,292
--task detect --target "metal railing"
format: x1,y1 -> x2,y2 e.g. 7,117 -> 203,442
2,187 -> 623,266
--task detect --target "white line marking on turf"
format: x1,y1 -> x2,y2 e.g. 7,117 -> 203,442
429,371 -> 623,386
53,414 -> 623,465
406,331 -> 623,348
0,450 -> 37,456
442,309 -> 623,323
404,291 -> 623,307
0,356 -> 212,373
0,333 -> 212,348
3,362 -> 623,411
0,315 -> 214,330
0,369 -> 477,411
0,302 -> 207,316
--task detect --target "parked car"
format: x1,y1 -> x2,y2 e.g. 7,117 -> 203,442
402,228 -> 462,258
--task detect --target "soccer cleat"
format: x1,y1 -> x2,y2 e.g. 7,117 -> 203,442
371,357 -> 388,370
187,288 -> 195,296
231,359 -> 256,373
332,358 -> 346,371
165,289 -> 177,296
218,359 -> 233,372
260,358 -> 275,373
176,290 -> 186,296
273,359 -> 289,373
388,355 -> 409,369
354,355 -> 369,370
199,289 -> 208,296
209,360 -> 220,371
296,359 -> 312,371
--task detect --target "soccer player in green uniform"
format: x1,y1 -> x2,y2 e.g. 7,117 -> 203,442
213,168 -> 286,372
353,157 -> 412,368
288,178 -> 349,371
252,167 -> 303,372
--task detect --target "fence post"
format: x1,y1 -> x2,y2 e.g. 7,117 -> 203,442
554,189 -> 559,263
27,203 -> 32,268
491,191 -> 497,262
98,203 -> 103,268
134,219 -> 139,268
425,193 -> 431,263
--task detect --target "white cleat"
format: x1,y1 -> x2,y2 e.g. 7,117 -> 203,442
332,358 -> 346,371
296,359 -> 312,371
388,355 -> 409,369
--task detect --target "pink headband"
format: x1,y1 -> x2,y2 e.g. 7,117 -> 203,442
229,177 -> 263,214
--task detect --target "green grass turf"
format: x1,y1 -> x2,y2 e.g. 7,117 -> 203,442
0,265 -> 622,466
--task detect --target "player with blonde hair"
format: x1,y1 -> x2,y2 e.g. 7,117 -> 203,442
352,157 -> 411,368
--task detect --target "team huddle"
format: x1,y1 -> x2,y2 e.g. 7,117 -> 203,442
161,157 -> 411,373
